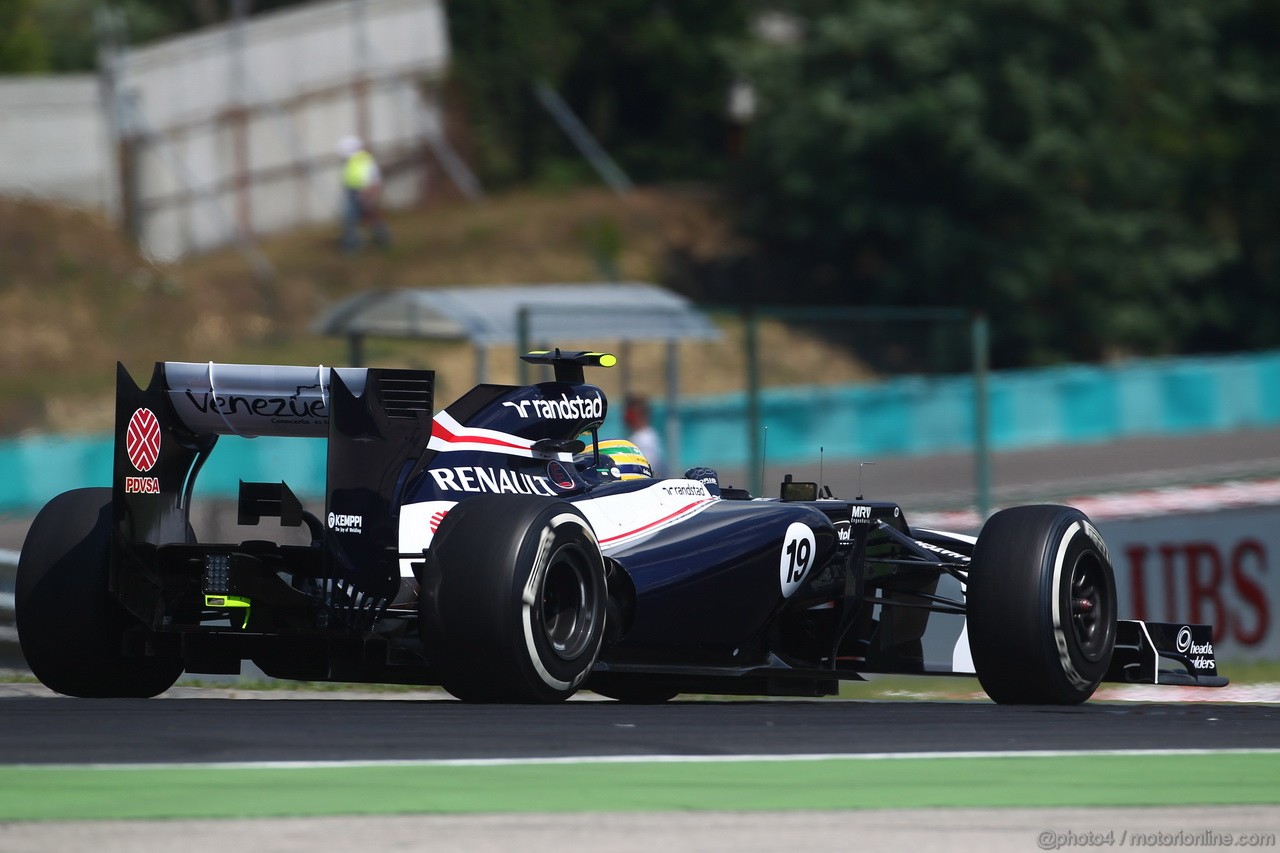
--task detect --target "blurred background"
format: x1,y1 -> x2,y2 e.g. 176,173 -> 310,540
0,0 -> 1277,668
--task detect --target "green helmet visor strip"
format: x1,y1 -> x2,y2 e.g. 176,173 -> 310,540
577,436 -> 652,479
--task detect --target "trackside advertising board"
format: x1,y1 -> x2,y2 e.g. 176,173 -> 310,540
1097,506 -> 1278,661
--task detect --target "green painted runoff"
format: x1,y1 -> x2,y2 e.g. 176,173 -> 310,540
0,753 -> 1276,822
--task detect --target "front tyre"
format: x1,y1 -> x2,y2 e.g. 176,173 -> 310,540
967,505 -> 1117,705
420,496 -> 606,703
16,488 -> 184,698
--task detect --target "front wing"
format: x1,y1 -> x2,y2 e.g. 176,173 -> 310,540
1104,621 -> 1228,687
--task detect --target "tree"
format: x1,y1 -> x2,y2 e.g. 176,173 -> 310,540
729,1 -> 1238,366
447,0 -> 571,186
449,0 -> 749,186
556,2 -> 750,181
1180,0 -> 1280,353
27,0 -> 315,72
0,0 -> 50,73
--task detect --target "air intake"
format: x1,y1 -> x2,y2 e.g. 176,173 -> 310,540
376,376 -> 434,419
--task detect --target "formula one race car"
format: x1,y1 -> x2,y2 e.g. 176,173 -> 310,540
17,350 -> 1227,703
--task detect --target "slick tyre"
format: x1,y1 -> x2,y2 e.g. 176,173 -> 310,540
420,496 -> 606,703
16,488 -> 184,698
967,505 -> 1117,705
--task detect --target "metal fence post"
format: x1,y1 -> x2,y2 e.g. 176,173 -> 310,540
745,306 -> 762,496
664,341 -> 680,475
972,313 -> 991,523
533,81 -> 633,197
517,307 -> 531,385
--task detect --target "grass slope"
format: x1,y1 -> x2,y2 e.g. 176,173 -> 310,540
0,188 -> 868,435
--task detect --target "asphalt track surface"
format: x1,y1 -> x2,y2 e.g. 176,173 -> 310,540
2,690 -> 1278,765
2,689 -> 1277,851
3,429 -> 1278,849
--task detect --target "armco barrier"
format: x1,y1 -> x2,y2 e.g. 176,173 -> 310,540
675,349 -> 1280,467
0,434 -> 328,514
0,549 -> 20,668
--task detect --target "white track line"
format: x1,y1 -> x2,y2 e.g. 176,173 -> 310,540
10,747 -> 1280,772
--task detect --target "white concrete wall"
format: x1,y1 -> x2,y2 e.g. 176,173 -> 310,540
0,1 -> 449,258
118,0 -> 449,259
0,77 -> 112,208
123,0 -> 447,121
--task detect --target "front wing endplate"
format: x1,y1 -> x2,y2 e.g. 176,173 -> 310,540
1103,620 -> 1228,687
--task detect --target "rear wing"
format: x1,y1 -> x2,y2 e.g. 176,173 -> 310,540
112,361 -> 434,612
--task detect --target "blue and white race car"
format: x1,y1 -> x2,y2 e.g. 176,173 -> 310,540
18,350 -> 1226,703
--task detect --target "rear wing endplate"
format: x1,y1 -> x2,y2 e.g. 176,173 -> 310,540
112,361 -> 434,631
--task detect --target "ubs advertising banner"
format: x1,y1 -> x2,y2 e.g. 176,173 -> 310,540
1098,506 -> 1277,661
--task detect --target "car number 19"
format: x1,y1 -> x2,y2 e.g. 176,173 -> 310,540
779,522 -> 816,598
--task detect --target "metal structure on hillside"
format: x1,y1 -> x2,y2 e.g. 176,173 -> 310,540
313,283 -> 722,472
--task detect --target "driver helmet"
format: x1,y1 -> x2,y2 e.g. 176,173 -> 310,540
584,439 -> 653,480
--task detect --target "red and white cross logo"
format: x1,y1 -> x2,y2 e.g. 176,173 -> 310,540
126,408 -> 162,472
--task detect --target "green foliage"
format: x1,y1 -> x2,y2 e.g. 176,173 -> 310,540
27,0 -> 315,72
106,0 -> 314,41
557,2 -> 750,181
1185,0 -> 1280,353
447,0 -> 568,187
729,0 -> 1277,365
449,0 -> 749,187
0,0 -> 50,72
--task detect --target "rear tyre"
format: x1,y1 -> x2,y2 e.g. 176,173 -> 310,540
420,496 -> 606,703
16,488 -> 184,698
967,505 -> 1117,705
